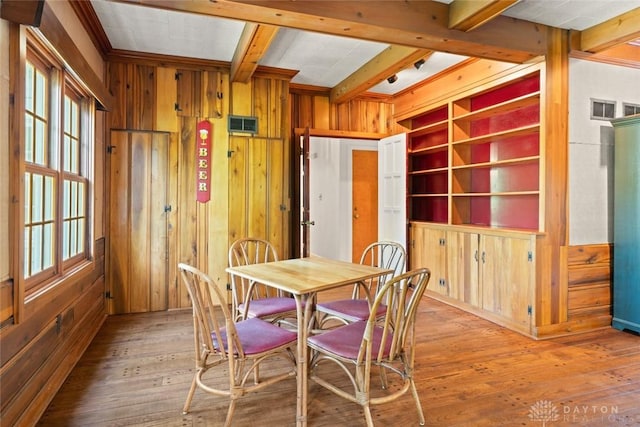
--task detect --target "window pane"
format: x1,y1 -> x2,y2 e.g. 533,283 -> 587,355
35,69 -> 46,117
70,181 -> 77,217
64,134 -> 71,172
63,179 -> 70,218
24,228 -> 30,277
32,174 -> 43,223
71,139 -> 79,174
70,219 -> 77,257
25,114 -> 34,163
24,173 -> 31,223
44,176 -> 54,221
78,182 -> 85,214
63,220 -> 69,260
64,96 -> 71,134
35,119 -> 46,165
71,101 -> 79,138
43,222 -> 53,269
77,219 -> 84,253
31,224 -> 42,274
25,63 -> 34,112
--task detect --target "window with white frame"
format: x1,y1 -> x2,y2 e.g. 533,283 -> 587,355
23,41 -> 92,294
623,102 -> 640,117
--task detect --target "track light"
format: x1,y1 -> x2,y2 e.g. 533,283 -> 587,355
414,59 -> 426,70
387,74 -> 398,84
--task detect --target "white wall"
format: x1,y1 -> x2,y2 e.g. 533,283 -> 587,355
309,137 -> 377,261
569,59 -> 640,245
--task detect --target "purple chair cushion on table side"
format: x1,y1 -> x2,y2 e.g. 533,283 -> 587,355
316,299 -> 387,322
307,321 -> 392,360
238,297 -> 301,318
213,317 -> 297,355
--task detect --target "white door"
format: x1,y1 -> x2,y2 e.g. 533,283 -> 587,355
378,133 -> 407,250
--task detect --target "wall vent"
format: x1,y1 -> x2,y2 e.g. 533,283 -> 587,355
228,115 -> 258,134
590,98 -> 616,121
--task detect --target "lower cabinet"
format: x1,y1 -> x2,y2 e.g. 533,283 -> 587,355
410,222 -> 535,335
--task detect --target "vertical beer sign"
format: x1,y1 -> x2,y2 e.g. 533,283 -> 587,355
196,120 -> 212,203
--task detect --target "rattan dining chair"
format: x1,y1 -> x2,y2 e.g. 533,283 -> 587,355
307,267 -> 431,427
228,237 -> 298,326
178,263 -> 297,426
315,241 -> 406,328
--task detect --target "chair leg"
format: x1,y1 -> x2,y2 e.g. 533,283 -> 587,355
363,404 -> 375,427
182,374 -> 198,414
410,379 -> 426,426
224,399 -> 237,427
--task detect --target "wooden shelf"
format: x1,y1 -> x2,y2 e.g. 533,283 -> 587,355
409,142 -> 448,155
451,191 -> 539,196
409,193 -> 449,198
408,119 -> 448,137
453,92 -> 540,123
451,155 -> 539,170
452,124 -> 539,146
410,166 -> 448,175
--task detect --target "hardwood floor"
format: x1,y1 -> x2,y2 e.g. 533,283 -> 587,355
38,292 -> 640,426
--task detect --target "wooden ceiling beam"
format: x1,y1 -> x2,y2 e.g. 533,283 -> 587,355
580,7 -> 640,53
331,47 -> 432,104
109,0 -> 546,63
230,23 -> 279,83
449,0 -> 519,32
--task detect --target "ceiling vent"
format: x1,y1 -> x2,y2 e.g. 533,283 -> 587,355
228,115 -> 258,134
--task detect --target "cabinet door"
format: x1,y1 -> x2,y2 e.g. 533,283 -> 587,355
448,231 -> 480,305
411,224 -> 448,295
480,234 -> 534,333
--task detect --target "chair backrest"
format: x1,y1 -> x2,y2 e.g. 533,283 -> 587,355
359,241 -> 406,295
178,263 -> 245,360
359,267 -> 430,365
228,238 -> 281,314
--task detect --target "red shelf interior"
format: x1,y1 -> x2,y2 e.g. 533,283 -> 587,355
411,107 -> 448,128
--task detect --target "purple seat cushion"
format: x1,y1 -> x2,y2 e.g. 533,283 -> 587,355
317,299 -> 387,322
307,321 -> 392,360
239,297 -> 299,318
213,317 -> 296,355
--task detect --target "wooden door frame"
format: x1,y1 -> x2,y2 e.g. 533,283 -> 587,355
291,128 -> 387,258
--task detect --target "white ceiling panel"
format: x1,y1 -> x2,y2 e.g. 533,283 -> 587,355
259,29 -> 389,87
91,0 -> 245,61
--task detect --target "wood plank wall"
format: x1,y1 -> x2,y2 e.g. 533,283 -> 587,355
106,61 -> 293,310
1,239 -> 107,426
290,88 -> 398,134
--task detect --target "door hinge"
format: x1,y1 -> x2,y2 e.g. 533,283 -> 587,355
528,251 -> 533,262
106,145 -> 116,154
527,305 -> 532,315
164,205 -> 172,213
174,102 -> 182,112
105,291 -> 114,299
227,150 -> 234,158
226,283 -> 232,291
175,72 -> 181,80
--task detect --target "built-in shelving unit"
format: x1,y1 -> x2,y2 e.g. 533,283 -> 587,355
406,71 -> 542,231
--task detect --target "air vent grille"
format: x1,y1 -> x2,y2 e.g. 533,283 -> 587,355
228,115 -> 258,134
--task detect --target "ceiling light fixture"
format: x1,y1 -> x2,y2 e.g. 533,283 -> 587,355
414,59 -> 426,70
387,74 -> 398,84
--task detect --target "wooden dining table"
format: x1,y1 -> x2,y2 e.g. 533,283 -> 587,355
225,256 -> 392,427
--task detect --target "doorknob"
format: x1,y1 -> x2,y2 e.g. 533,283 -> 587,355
353,213 -> 360,219
301,220 -> 315,226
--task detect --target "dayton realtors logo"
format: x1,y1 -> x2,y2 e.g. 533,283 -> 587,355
529,400 -> 624,425
529,400 -> 560,426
